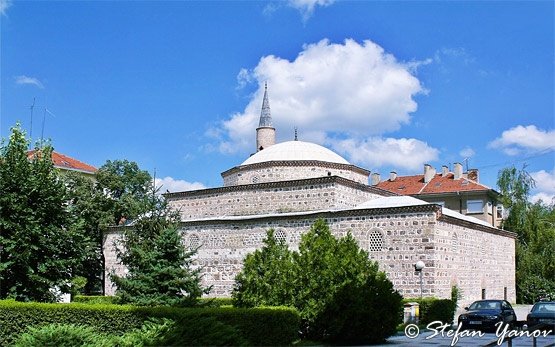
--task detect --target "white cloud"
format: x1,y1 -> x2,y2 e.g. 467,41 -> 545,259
1,0 -> 11,16
329,137 -> 439,171
459,147 -> 475,158
210,39 -> 426,155
15,75 -> 44,89
155,176 -> 206,194
288,0 -> 334,21
489,125 -> 555,155
530,169 -> 555,204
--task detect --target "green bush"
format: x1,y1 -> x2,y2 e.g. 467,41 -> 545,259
233,220 -> 402,344
0,300 -> 299,346
402,298 -> 456,325
15,324 -> 108,347
73,295 -> 118,305
198,297 -> 234,307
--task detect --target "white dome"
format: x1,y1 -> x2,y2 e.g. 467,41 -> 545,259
241,141 -> 350,166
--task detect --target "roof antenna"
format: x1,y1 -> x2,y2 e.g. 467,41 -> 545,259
40,105 -> 56,148
29,98 -> 36,141
463,157 -> 469,172
294,127 -> 298,141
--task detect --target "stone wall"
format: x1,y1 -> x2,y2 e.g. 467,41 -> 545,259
166,177 -> 382,221
433,217 -> 516,306
222,162 -> 369,186
104,205 -> 516,303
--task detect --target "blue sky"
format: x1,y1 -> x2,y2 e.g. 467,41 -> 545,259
1,0 -> 554,201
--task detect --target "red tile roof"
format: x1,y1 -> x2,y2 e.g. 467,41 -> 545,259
27,150 -> 97,174
375,173 -> 493,196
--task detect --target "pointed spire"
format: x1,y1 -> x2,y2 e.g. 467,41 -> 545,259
258,82 -> 273,128
294,127 -> 298,141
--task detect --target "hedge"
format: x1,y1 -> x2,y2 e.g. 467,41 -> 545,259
402,298 -> 456,325
73,295 -> 233,307
0,300 -> 300,346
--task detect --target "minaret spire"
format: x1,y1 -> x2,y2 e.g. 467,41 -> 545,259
259,82 -> 272,127
256,82 -> 276,152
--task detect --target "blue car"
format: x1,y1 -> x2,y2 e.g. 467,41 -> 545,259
526,301 -> 555,333
458,300 -> 516,332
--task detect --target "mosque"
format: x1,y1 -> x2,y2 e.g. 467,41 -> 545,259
104,86 -> 516,305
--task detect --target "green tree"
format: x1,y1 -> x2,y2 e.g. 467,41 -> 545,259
0,124 -> 84,301
233,229 -> 295,307
64,160 -> 154,295
110,194 -> 209,306
232,219 -> 402,344
497,166 -> 555,303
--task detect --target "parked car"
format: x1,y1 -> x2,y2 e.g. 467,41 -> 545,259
526,301 -> 555,333
458,300 -> 516,332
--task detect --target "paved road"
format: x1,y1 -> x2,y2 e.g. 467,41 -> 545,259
381,305 -> 555,346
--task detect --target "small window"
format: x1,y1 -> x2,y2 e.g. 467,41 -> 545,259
467,200 -> 484,213
189,234 -> 200,249
496,205 -> 504,219
368,230 -> 384,252
274,230 -> 287,243
481,288 -> 486,299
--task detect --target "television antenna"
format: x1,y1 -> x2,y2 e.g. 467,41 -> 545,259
40,106 -> 56,147
29,98 -> 36,140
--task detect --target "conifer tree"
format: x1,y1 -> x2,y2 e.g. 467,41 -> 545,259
111,194 -> 209,306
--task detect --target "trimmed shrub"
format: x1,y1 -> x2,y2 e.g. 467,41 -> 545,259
402,298 -> 456,325
198,297 -> 234,307
15,324 -> 107,347
0,300 -> 299,346
73,295 -> 118,305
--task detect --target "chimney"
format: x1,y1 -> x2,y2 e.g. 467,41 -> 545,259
467,168 -> 479,182
424,164 -> 436,183
389,171 -> 397,181
371,172 -> 381,186
441,165 -> 449,177
454,163 -> 463,180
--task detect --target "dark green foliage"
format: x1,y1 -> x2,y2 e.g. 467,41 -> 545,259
402,298 -> 456,325
233,219 -> 402,344
95,160 -> 153,227
497,166 -> 555,303
73,295 -> 118,305
0,124 -> 84,302
199,297 -> 234,307
108,318 -> 175,347
73,296 -> 234,307
151,316 -> 247,346
0,300 -> 300,346
233,229 -> 295,307
111,197 -> 209,307
15,324 -> 108,347
64,160 -> 154,295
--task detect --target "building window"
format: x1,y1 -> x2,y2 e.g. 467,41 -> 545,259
189,234 -> 200,249
368,230 -> 384,252
274,229 -> 287,243
482,288 -> 486,299
451,233 -> 458,252
496,205 -> 504,219
467,200 -> 484,213
504,287 -> 508,300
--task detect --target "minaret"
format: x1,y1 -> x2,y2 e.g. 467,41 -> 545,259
256,82 -> 276,151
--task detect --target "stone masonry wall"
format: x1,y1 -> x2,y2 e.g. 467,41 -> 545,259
433,219 -> 516,307
223,164 -> 369,186
167,181 -> 381,221
103,209 -> 515,304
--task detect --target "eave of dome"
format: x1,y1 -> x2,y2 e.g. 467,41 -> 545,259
241,141 -> 350,166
